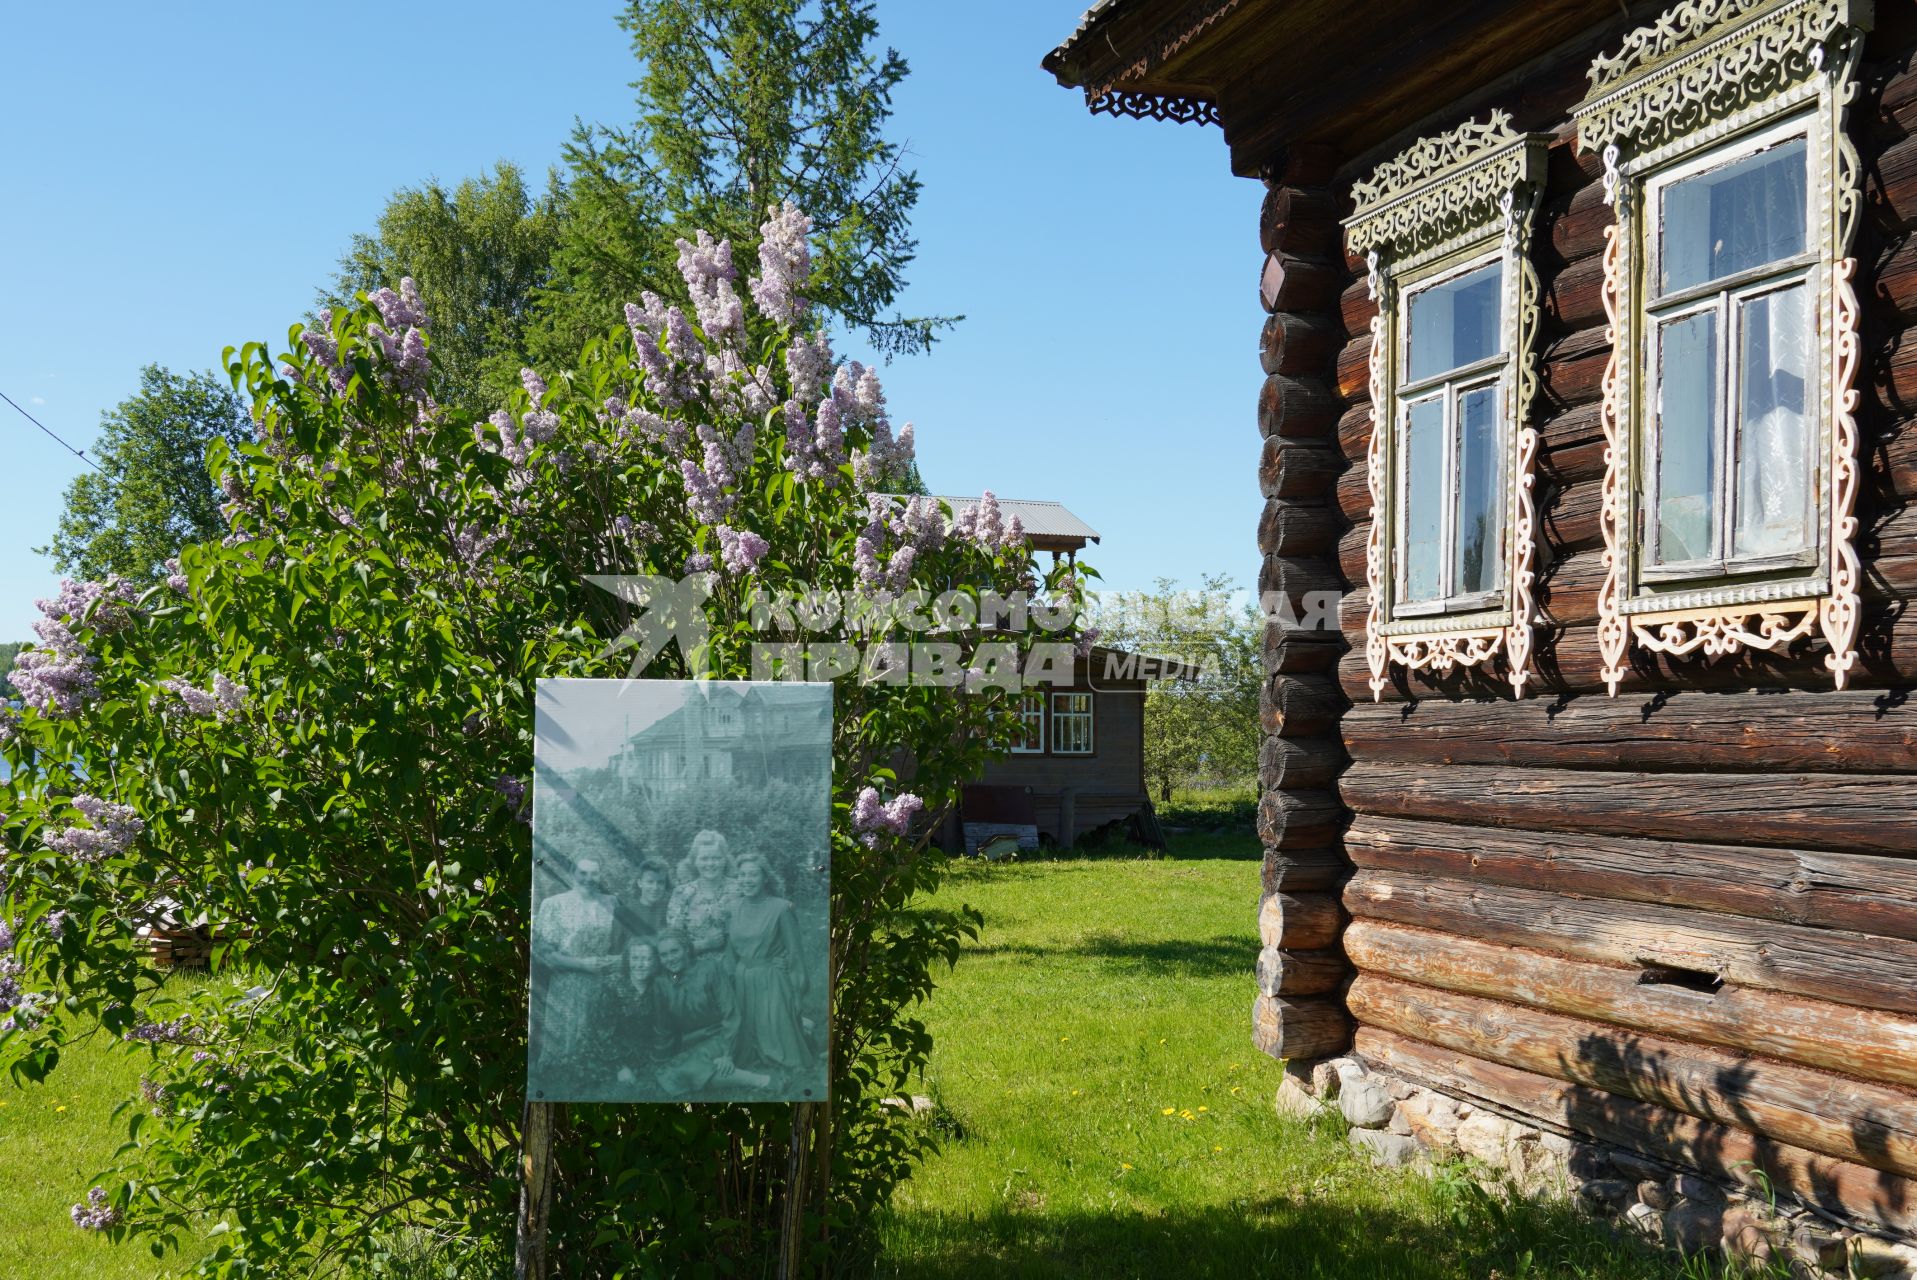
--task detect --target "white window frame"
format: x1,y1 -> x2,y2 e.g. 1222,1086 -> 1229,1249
1011,690 -> 1046,754
1049,692 -> 1094,755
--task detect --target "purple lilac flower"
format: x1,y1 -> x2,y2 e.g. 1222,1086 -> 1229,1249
716,527 -> 769,576
675,230 -> 744,342
625,296 -> 687,407
163,558 -> 190,594
679,456 -> 735,526
123,1017 -> 193,1044
902,497 -> 947,551
44,910 -> 66,940
750,202 -> 813,326
371,278 -> 428,330
973,491 -> 1005,547
159,678 -> 219,718
44,795 -> 145,864
520,367 -> 549,404
684,551 -> 714,574
70,1187 -> 120,1232
1075,626 -> 1102,658
813,395 -> 844,464
786,333 -> 833,405
1002,514 -> 1026,550
213,673 -> 247,714
852,786 -> 925,847
494,775 -> 528,820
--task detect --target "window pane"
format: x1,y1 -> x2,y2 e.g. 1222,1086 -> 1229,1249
1407,263 -> 1501,383
1734,284 -> 1813,559
1051,694 -> 1093,754
1401,398 -> 1445,602
1661,137 -> 1806,294
1654,310 -> 1720,564
1453,385 -> 1502,596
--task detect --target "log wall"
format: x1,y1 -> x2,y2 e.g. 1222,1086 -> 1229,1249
1249,10 -> 1917,1238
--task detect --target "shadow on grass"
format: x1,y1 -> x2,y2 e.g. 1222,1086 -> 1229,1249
876,1187 -> 1667,1280
963,930 -> 1253,981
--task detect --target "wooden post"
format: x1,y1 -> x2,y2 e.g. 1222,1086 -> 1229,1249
777,1101 -> 815,1280
515,1100 -> 556,1280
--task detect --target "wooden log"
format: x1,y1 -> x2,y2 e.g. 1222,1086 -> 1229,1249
1345,813 -> 1917,943
1261,253 -> 1343,314
1541,250 -> 1606,333
1257,497 -> 1344,557
1258,436 -> 1346,500
1334,457 -> 1372,523
1256,945 -> 1349,997
1258,554 -> 1346,629
1262,845 -> 1352,894
1252,994 -> 1352,1061
1341,760 -> 1917,856
1262,628 -> 1346,675
1540,177 -> 1610,266
1335,330 -> 1371,401
1259,733 -> 1348,788
1356,1028 -> 1917,1237
1536,400 -> 1605,454
1260,672 -> 1347,737
1255,788 -> 1347,851
1257,372 -> 1341,439
1346,920 -> 1917,1092
1260,186 -> 1343,257
1347,974 -> 1917,1178
1340,687 -> 1917,773
1344,868 -> 1917,1017
1258,890 -> 1344,950
1335,401 -> 1372,460
1338,279 -> 1377,345
1260,312 -> 1343,379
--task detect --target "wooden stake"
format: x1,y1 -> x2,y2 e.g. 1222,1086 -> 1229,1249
515,1100 -> 556,1280
776,1101 -> 814,1280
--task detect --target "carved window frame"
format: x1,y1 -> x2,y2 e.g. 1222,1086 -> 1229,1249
1347,113 -> 1550,700
1573,0 -> 1872,694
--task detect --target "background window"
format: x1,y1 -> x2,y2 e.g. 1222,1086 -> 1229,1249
1011,691 -> 1045,753
1646,128 -> 1814,576
1050,692 -> 1094,755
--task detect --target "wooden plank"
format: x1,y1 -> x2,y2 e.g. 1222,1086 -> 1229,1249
1356,1028 -> 1917,1236
1346,920 -> 1917,1091
1341,761 -> 1917,856
1258,890 -> 1344,949
1346,814 -> 1917,943
1341,688 -> 1917,773
1347,974 -> 1917,1178
1252,994 -> 1351,1061
1344,868 -> 1917,1016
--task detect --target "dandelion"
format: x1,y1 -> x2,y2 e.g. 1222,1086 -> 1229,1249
1120,1162 -> 1133,1171
1198,1105 -> 1209,1113
1161,1107 -> 1175,1116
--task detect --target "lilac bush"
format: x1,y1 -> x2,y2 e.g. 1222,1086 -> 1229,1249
0,202 -> 1080,1275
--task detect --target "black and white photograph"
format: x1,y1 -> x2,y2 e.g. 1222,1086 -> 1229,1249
528,679 -> 832,1104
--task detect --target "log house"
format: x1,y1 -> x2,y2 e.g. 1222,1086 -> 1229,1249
1045,0 -> 1917,1249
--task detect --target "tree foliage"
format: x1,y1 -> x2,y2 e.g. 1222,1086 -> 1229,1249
532,0 -> 956,365
326,163 -> 563,410
1091,576 -> 1262,800
0,214 -> 1068,1274
41,367 -> 253,587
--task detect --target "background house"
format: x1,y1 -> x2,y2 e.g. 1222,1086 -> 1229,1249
1046,0 -> 1917,1254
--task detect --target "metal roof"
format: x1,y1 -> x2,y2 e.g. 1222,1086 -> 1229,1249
1048,0 -> 1124,65
928,496 -> 1101,544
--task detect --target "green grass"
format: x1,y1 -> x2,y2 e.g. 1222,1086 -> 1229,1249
874,840 -> 1721,1280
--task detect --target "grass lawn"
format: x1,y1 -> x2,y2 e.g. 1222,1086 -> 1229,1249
875,824 -> 1709,1279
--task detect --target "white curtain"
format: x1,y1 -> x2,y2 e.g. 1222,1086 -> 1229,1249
1735,284 -> 1811,558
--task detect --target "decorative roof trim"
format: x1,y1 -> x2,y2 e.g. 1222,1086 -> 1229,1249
1346,112 -> 1551,261
1088,90 -> 1221,128
1574,0 -> 1871,154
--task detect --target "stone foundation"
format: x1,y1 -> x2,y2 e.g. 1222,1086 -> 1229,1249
1278,1055 -> 1917,1279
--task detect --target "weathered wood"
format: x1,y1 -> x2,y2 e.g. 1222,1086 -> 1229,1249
1262,845 -> 1352,894
1346,814 -> 1917,943
1339,273 -> 1377,343
1356,1028 -> 1917,1236
1258,436 -> 1346,499
1259,733 -> 1348,788
1258,372 -> 1341,438
1347,920 -> 1917,1091
1257,497 -> 1344,557
1258,890 -> 1344,950
1260,185 -> 1343,256
1541,249 -> 1606,332
1258,553 -> 1345,615
1341,688 -> 1917,773
1258,312 -> 1344,381
1341,760 -> 1917,856
1262,625 -> 1346,674
1260,672 -> 1347,737
1335,329 -> 1371,401
1252,994 -> 1351,1061
1335,401 -> 1372,460
1255,788 -> 1347,850
1256,944 -> 1349,996
1261,252 -> 1343,314
1345,868 -> 1917,1016
1347,974 -> 1917,1178
514,1101 -> 556,1280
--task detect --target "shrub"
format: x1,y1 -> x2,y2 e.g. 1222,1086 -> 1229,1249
0,204 -> 1077,1275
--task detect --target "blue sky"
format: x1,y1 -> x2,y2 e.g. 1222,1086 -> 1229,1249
0,3 -> 1258,641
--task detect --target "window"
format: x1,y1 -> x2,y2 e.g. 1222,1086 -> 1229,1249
1345,112 -> 1548,700
1574,0 -> 1867,693
1050,692 -> 1093,755
1011,691 -> 1045,753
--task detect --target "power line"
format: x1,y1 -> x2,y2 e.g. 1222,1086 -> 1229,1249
0,387 -> 103,473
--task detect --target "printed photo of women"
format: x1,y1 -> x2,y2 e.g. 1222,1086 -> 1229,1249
529,679 -> 831,1103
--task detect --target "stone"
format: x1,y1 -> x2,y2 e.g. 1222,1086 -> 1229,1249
1310,1057 -> 1352,1099
1788,1225 -> 1845,1273
1457,1111 -> 1520,1169
1273,1074 -> 1325,1121
1387,1079 -> 1415,1101
1574,1178 -> 1636,1214
1625,1201 -> 1664,1243
1386,1105 -> 1414,1136
1339,1078 -> 1397,1130
1638,1179 -> 1674,1211
1664,1201 -> 1725,1258
1721,1205 -> 1780,1265
1397,1092 -> 1463,1152
1348,1127 -> 1426,1169
1609,1150 -> 1671,1182
1567,1144 -> 1613,1182
1673,1173 -> 1723,1204
1850,1236 -> 1910,1278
